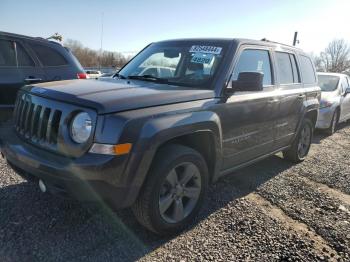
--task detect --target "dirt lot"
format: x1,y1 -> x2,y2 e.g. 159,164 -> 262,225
1,123 -> 350,262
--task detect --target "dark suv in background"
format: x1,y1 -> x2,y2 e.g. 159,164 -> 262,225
1,38 -> 320,234
0,31 -> 86,122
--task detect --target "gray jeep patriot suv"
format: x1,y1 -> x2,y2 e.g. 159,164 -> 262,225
0,38 -> 320,234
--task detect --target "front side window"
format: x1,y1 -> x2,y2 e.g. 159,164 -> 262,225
0,40 -> 16,67
232,49 -> 272,86
300,55 -> 316,84
118,41 -> 228,88
318,75 -> 339,92
31,44 -> 68,66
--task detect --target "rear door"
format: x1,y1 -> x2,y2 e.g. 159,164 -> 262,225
16,40 -> 46,86
273,51 -> 305,149
220,47 -> 279,170
0,38 -> 21,107
27,42 -> 73,81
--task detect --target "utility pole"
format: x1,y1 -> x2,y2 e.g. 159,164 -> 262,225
293,31 -> 299,46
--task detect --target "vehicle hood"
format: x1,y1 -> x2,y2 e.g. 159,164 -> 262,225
26,78 -> 215,114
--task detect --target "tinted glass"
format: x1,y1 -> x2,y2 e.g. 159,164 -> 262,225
0,40 -> 16,66
31,44 -> 67,66
318,75 -> 339,92
290,54 -> 300,83
300,55 -> 316,84
233,49 -> 272,86
275,52 -> 293,84
16,43 -> 35,67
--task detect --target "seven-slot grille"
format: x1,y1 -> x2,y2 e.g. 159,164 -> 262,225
14,93 -> 62,145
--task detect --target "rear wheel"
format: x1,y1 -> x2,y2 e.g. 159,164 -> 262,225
132,144 -> 208,235
326,110 -> 338,135
283,118 -> 313,163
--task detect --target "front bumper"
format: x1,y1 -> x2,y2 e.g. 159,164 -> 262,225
316,107 -> 335,129
0,127 -> 141,208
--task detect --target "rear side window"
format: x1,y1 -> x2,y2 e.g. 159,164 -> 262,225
16,43 -> 35,67
275,52 -> 300,84
31,44 -> 68,66
233,49 -> 272,86
300,55 -> 316,84
0,40 -> 16,67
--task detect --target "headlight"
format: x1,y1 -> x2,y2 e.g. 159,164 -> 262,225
320,100 -> 333,109
70,112 -> 92,143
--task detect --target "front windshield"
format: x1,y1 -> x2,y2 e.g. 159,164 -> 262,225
318,75 -> 340,92
118,41 -> 228,88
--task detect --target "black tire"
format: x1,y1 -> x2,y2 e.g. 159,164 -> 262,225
325,110 -> 339,135
283,118 -> 313,163
132,144 -> 208,235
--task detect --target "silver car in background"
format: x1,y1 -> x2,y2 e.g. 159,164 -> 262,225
316,72 -> 350,134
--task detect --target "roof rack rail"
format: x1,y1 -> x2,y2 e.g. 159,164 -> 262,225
260,38 -> 297,49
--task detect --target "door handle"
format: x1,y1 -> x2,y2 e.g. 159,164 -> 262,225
268,98 -> 279,104
24,78 -> 42,84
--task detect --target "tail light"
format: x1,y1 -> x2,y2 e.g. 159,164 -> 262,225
77,73 -> 89,79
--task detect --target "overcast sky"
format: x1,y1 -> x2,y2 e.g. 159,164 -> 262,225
1,0 -> 350,55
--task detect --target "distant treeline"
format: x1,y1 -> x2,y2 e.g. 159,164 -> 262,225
64,39 -> 132,68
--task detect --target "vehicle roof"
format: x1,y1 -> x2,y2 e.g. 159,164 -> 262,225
0,31 -> 62,46
317,72 -> 348,77
155,37 -> 303,52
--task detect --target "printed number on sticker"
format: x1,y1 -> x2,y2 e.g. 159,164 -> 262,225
190,45 -> 222,54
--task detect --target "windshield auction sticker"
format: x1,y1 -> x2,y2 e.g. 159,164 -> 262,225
191,53 -> 214,64
189,45 -> 222,55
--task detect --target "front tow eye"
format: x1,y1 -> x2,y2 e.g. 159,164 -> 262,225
39,179 -> 47,193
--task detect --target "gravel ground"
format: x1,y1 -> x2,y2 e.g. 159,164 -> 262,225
1,123 -> 350,261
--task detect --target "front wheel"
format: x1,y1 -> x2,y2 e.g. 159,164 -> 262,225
132,144 -> 208,235
283,118 -> 313,163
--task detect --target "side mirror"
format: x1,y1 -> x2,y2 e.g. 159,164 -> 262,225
345,87 -> 350,96
230,72 -> 264,93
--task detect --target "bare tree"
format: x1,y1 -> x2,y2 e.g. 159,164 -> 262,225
315,39 -> 350,73
64,39 -> 131,68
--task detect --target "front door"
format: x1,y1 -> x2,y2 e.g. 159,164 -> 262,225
340,76 -> 350,122
219,48 -> 278,170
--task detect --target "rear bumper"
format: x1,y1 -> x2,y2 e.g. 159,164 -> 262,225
0,128 -> 141,208
316,107 -> 334,129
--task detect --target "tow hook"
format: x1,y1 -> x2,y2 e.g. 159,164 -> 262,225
39,179 -> 47,193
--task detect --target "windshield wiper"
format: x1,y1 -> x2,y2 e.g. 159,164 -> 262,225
114,73 -> 127,79
128,74 -> 168,84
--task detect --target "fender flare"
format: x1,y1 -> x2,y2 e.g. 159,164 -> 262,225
123,111 -> 223,203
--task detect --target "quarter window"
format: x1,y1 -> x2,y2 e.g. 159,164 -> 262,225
31,44 -> 68,66
300,55 -> 316,84
0,40 -> 16,67
232,49 -> 272,86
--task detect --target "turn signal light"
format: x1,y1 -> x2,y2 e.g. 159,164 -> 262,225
89,143 -> 132,155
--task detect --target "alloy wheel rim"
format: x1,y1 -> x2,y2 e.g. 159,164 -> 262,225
159,162 -> 201,224
298,125 -> 311,158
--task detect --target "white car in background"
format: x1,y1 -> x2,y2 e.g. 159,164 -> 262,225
139,66 -> 175,78
316,72 -> 350,134
85,70 -> 102,79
